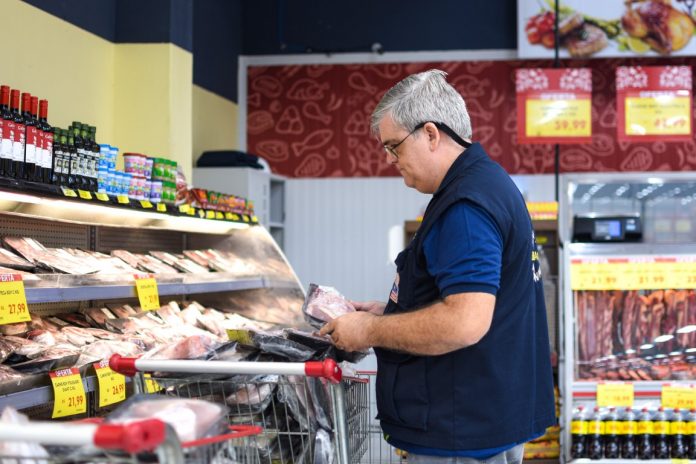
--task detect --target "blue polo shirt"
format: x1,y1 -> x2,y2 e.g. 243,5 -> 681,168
387,200 -> 536,459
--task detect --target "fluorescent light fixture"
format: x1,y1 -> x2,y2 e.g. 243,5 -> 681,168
625,349 -> 636,354
654,354 -> 667,359
640,343 -> 654,350
654,334 -> 675,343
670,351 -> 683,356
686,348 -> 696,353
677,325 -> 696,334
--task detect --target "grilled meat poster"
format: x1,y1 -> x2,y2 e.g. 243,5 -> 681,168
518,0 -> 696,58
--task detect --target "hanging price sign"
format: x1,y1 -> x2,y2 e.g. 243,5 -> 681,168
516,68 -> 592,144
94,360 -> 126,407
50,367 -> 87,418
134,276 -> 159,311
617,66 -> 692,142
596,382 -> 634,407
0,274 -> 31,325
144,373 -> 163,393
662,385 -> 696,409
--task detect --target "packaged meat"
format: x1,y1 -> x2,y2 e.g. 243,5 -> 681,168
182,250 -> 212,269
105,318 -> 140,334
0,338 -> 17,363
157,303 -> 184,327
149,251 -> 209,274
180,304 -> 203,327
107,395 -> 228,442
302,283 -> 356,328
0,266 -> 39,281
0,364 -> 26,382
3,335 -> 46,358
56,312 -> 92,329
27,329 -> 57,346
83,327 -> 121,340
0,322 -> 28,336
108,305 -> 137,319
313,429 -> 334,464
0,247 -> 34,271
0,407 -> 49,459
83,307 -> 117,329
110,250 -> 141,269
225,375 -> 278,414
3,236 -> 47,263
76,340 -> 143,366
142,334 -> 221,360
8,349 -> 79,374
61,326 -> 97,346
250,330 -> 316,362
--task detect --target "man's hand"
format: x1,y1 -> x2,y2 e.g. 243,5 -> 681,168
318,312 -> 377,352
350,300 -> 386,315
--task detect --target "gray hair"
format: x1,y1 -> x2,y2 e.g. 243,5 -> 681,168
370,69 -> 472,141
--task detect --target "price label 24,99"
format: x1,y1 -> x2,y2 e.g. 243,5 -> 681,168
0,274 -> 31,325
50,367 -> 87,418
94,360 -> 126,407
135,276 -> 160,311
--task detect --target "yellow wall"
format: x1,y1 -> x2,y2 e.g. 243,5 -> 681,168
192,85 -> 239,164
2,0 -> 115,140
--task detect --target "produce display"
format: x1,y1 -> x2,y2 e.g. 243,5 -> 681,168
575,289 -> 696,381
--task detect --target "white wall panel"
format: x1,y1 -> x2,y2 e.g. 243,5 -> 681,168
284,174 -> 555,302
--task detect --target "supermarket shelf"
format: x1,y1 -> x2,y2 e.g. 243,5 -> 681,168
572,381 -> 694,399
24,276 -> 300,304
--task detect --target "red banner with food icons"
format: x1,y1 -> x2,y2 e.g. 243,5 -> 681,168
518,1 -> 696,59
516,68 -> 592,144
616,66 -> 692,142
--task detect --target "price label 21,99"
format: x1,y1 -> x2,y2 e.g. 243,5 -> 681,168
135,276 -> 160,311
0,274 -> 31,325
94,360 -> 126,407
50,367 -> 87,418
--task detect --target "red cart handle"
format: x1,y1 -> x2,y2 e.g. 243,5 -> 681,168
94,419 -> 166,453
110,353 -> 140,377
305,359 -> 342,383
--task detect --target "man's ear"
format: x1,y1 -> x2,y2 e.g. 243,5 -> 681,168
423,122 -> 440,149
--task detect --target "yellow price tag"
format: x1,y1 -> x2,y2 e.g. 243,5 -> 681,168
672,460 -> 690,464
226,329 -> 254,346
144,373 -> 163,393
242,215 -> 250,222
187,208 -> 195,216
95,192 -> 110,202
156,203 -> 167,212
215,212 -> 224,220
625,95 -> 691,136
50,368 -> 87,418
206,210 -> 215,219
231,213 -> 240,221
251,215 -> 259,223
94,360 -> 126,407
61,187 -> 77,198
178,204 -> 190,214
78,190 -> 92,200
0,274 -> 31,325
117,195 -> 130,205
225,212 -> 234,220
596,382 -> 634,407
198,209 -> 206,218
139,200 -> 153,209
134,277 -> 160,312
526,98 -> 591,138
662,386 -> 696,409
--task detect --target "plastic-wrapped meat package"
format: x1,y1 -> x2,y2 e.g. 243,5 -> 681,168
223,313 -> 274,332
43,248 -> 101,275
108,304 -> 137,319
142,334 -> 221,360
3,335 -> 46,358
61,327 -> 96,346
180,304 -> 204,327
278,375 -> 316,431
225,375 -> 278,415
198,308 -> 226,337
157,303 -> 184,326
308,377 -> 333,431
250,330 -> 316,362
83,327 -> 121,341
83,307 -> 117,329
313,429 -> 335,464
0,322 -> 28,336
0,337 -> 17,363
8,345 -> 80,374
0,364 -> 26,382
107,395 -> 228,443
55,312 -> 92,329
27,329 -> 57,346
0,265 -> 39,281
0,407 -> 49,461
302,284 -> 356,328
149,251 -> 209,274
0,247 -> 34,271
76,340 -> 143,367
105,318 -> 140,334
137,327 -> 184,346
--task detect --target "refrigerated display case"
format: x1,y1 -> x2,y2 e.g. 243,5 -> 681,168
559,173 -> 696,463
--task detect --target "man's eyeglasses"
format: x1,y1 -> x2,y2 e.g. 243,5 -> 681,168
382,121 -> 471,159
383,122 -> 426,159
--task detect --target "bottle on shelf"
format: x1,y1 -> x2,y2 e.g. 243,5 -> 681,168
653,406 -> 671,459
30,96 -> 44,182
66,129 -> 81,190
80,123 -> 97,191
570,405 -> 588,459
621,406 -> 637,459
671,407 -> 687,459
0,85 -> 12,177
51,128 -> 64,186
687,408 -> 696,459
38,100 -> 53,184
70,123 -> 87,191
9,89 -> 25,178
636,406 -> 653,459
603,406 -> 620,459
21,92 -> 37,181
587,406 -> 604,460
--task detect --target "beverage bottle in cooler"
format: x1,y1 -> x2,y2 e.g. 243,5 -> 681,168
636,406 -> 653,459
671,407 -> 687,459
38,100 -> 53,184
0,85 -> 11,176
587,406 -> 604,460
9,89 -> 25,178
21,93 -> 38,181
686,408 -> 696,459
570,405 -> 588,458
653,406 -> 670,459
603,406 -> 620,458
621,406 -> 637,459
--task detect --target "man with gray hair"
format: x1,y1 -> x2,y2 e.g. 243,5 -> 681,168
320,69 -> 555,463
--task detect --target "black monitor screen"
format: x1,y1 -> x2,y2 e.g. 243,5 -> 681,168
594,220 -> 622,238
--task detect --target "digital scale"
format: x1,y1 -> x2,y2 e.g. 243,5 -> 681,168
572,214 -> 642,242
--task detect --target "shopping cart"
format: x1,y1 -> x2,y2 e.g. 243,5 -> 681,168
110,355 -> 371,464
0,415 -> 262,463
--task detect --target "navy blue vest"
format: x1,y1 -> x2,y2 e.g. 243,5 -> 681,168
375,143 -> 556,450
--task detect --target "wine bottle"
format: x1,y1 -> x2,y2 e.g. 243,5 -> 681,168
38,100 -> 53,184
9,89 -> 24,178
21,92 -> 37,181
0,86 -> 12,177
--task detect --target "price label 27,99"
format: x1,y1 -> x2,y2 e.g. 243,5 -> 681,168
134,276 -> 160,311
50,367 -> 87,418
0,274 -> 31,325
94,360 -> 126,407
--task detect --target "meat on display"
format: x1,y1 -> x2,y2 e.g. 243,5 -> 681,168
576,289 -> 696,381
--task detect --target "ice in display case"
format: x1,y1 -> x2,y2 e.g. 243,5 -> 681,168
559,173 -> 696,463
